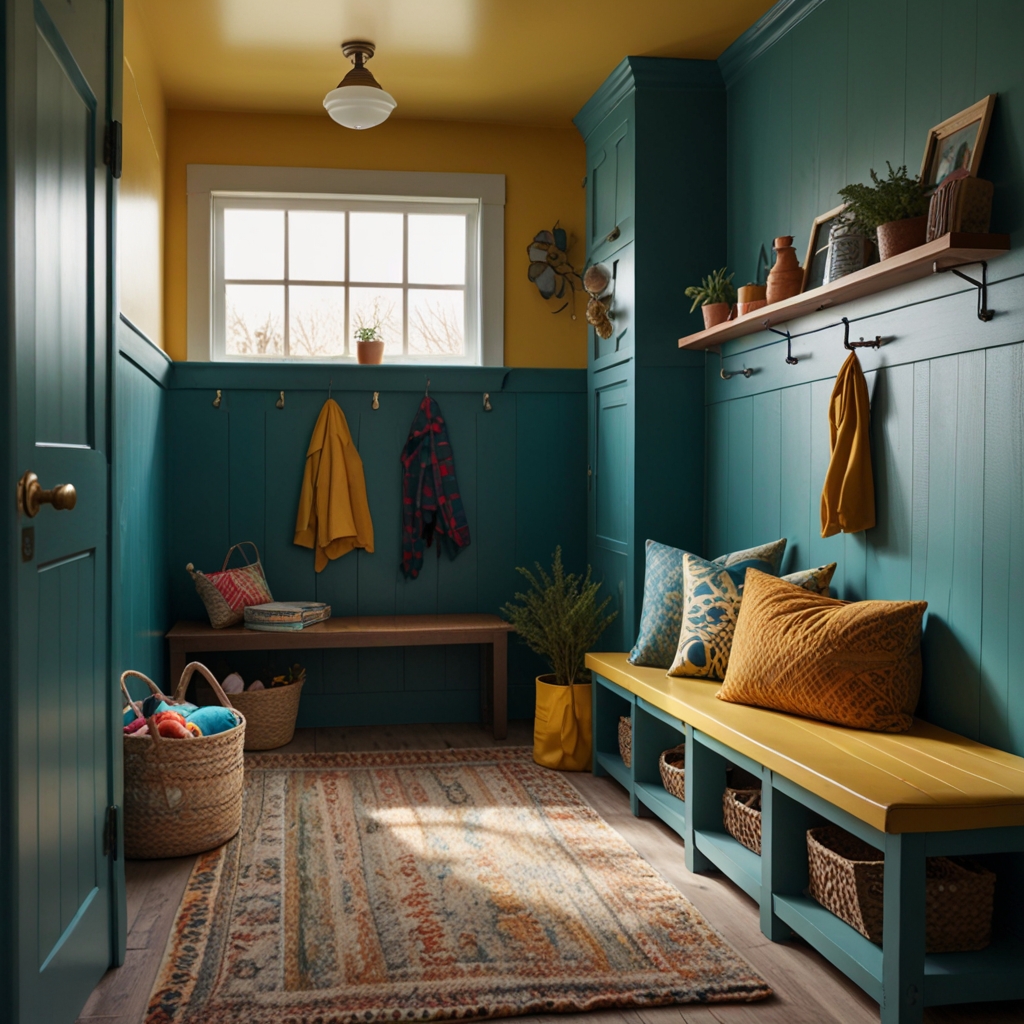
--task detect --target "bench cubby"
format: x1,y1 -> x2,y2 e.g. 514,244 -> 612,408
588,652 -> 1024,1024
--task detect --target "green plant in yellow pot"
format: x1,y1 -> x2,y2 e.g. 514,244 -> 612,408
502,547 -> 616,771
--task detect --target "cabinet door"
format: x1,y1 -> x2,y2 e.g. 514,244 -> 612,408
588,377 -> 633,651
585,101 -> 634,264
590,241 -> 634,369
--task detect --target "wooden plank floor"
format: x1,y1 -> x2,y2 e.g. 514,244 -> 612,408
78,723 -> 1024,1024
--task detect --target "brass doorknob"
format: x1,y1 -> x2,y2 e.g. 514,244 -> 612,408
18,471 -> 77,517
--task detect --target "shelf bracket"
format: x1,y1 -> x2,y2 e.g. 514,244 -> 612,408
718,349 -> 752,380
933,259 -> 994,322
763,320 -> 799,365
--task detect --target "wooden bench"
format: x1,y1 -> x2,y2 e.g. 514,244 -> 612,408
167,614 -> 515,738
585,651 -> 1024,1024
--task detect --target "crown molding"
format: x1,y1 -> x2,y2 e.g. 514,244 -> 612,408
573,57 -> 723,140
718,0 -> 827,87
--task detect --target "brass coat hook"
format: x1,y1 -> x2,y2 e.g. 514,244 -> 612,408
372,391 -> 380,410
425,378 -> 431,397
718,350 -> 753,380
276,391 -> 285,409
328,378 -> 333,399
212,389 -> 222,408
483,392 -> 493,412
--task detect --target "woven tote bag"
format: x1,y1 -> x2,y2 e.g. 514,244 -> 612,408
187,541 -> 273,628
121,662 -> 245,858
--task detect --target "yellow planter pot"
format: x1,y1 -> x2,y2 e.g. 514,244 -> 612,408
533,675 -> 592,772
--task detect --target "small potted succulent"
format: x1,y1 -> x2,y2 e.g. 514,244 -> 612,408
685,267 -> 737,329
353,315 -> 386,365
501,547 -> 616,772
838,162 -> 929,261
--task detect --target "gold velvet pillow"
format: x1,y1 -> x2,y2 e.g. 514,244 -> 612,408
717,569 -> 927,733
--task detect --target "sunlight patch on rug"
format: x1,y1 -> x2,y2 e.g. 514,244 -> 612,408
145,747 -> 770,1023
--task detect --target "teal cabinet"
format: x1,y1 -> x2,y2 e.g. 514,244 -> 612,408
576,59 -> 726,649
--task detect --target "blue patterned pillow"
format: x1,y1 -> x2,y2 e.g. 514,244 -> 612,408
628,538 -> 788,668
668,557 -> 837,681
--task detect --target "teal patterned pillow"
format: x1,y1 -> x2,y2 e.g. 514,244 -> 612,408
628,537 -> 788,668
668,557 -> 837,681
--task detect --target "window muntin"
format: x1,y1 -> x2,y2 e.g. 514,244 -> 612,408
211,195 -> 479,363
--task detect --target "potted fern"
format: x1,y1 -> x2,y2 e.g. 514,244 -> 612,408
838,162 -> 929,261
685,267 -> 737,329
502,547 -> 616,772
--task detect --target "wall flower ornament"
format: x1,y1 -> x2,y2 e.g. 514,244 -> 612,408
527,223 -> 583,317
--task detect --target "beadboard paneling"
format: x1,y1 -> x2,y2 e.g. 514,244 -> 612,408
165,370 -> 587,725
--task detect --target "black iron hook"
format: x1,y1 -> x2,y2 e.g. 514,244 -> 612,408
934,260 -> 994,322
763,320 -> 799,365
842,317 -> 883,350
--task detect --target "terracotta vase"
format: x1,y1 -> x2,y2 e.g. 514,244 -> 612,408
766,236 -> 803,305
736,283 -> 767,317
702,302 -> 732,329
876,216 -> 927,261
357,340 -> 385,365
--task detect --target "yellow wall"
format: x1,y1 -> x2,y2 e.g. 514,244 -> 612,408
119,0 -> 165,347
164,110 -> 587,367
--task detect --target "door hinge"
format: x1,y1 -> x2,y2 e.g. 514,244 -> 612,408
104,120 -> 122,179
103,805 -> 120,860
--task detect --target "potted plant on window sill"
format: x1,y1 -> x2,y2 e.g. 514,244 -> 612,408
501,547 -> 616,772
354,324 -> 385,365
838,162 -> 930,261
685,267 -> 737,329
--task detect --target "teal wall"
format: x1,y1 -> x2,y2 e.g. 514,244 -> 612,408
164,365 -> 587,725
114,319 -> 170,697
709,0 -> 1024,758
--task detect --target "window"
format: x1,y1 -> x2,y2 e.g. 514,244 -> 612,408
187,166 -> 505,365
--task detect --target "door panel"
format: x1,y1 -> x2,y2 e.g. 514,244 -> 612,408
12,0 -> 115,1021
591,241 -> 633,368
585,102 -> 634,264
35,23 -> 94,446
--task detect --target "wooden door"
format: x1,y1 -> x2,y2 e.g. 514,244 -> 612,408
10,0 -> 116,1020
585,98 -> 634,265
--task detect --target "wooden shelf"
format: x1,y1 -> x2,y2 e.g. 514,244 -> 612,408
678,232 -> 1011,350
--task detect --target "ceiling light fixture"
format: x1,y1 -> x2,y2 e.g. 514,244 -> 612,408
323,40 -> 396,130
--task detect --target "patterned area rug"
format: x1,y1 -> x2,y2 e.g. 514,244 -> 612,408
145,748 -> 770,1023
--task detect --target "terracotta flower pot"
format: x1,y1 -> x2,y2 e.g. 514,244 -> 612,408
702,302 -> 732,329
766,236 -> 803,305
736,284 -> 767,317
356,340 -> 385,365
876,216 -> 927,261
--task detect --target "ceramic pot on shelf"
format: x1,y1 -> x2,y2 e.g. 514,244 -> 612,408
702,302 -> 732,330
736,283 -> 767,317
357,339 -> 385,365
765,236 -> 803,305
876,216 -> 927,261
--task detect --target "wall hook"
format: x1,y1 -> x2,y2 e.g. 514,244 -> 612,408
212,389 -> 222,408
372,391 -> 380,410
425,378 -> 430,397
276,391 -> 285,409
763,319 -> 799,365
718,350 -> 753,380
842,317 -> 884,350
482,392 -> 493,411
933,259 -> 994,321
328,378 -> 333,399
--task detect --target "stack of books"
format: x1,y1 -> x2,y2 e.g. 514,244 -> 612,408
244,602 -> 331,632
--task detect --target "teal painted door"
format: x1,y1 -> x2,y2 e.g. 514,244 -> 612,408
584,98 -> 635,265
12,1 -> 115,1021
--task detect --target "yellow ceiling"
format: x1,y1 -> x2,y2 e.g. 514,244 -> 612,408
135,0 -> 776,124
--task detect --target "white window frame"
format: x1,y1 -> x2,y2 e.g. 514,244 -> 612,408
187,165 -> 505,365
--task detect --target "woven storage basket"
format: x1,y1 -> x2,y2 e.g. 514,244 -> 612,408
186,541 -> 272,629
617,716 -> 632,767
658,744 -> 686,800
807,825 -> 996,951
723,787 -> 762,855
121,663 -> 245,859
220,680 -> 303,751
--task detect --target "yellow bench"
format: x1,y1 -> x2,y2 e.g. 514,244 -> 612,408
585,651 -> 1024,1024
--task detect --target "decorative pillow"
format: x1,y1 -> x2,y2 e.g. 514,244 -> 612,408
667,557 -> 836,681
629,537 -> 787,668
717,569 -> 927,733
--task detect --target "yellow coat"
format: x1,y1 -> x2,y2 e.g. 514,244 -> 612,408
294,399 -> 374,571
820,351 -> 875,537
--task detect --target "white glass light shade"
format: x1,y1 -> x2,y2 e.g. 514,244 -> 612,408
323,85 -> 396,130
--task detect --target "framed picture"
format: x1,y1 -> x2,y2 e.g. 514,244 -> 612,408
802,204 -> 847,292
920,94 -> 996,189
